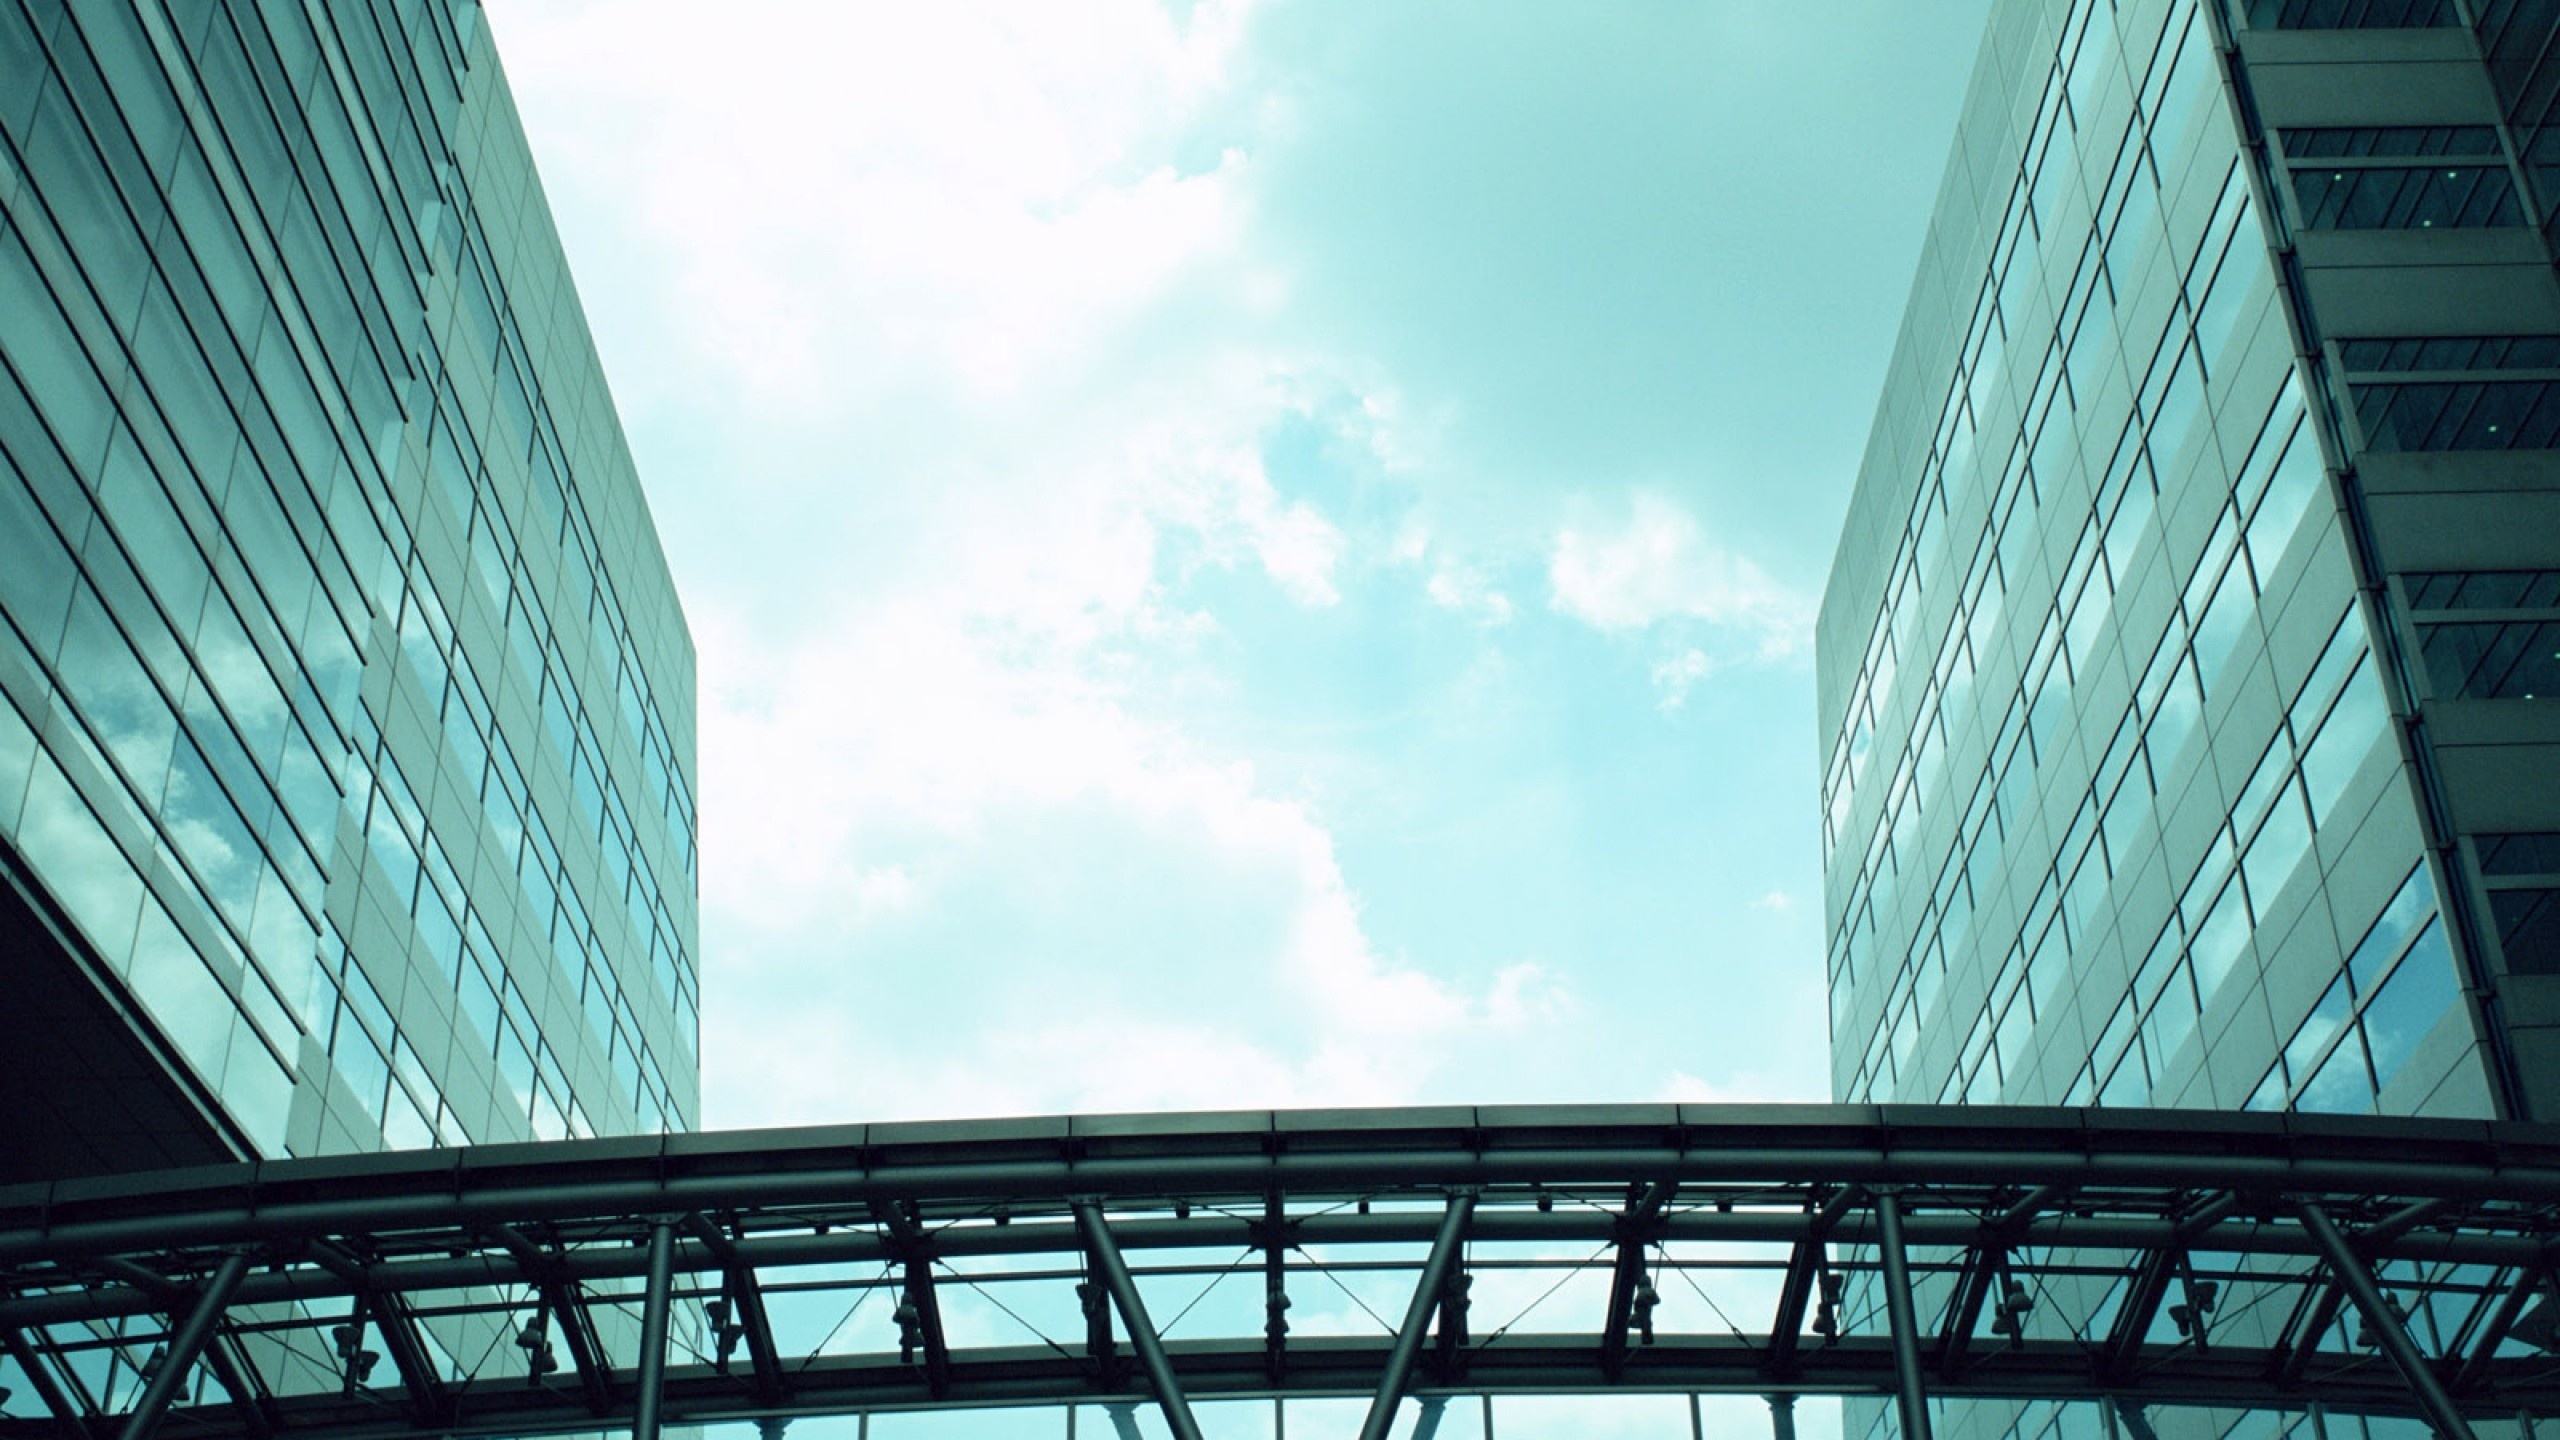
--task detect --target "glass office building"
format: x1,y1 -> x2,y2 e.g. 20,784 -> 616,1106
1821,1 -> 2559,1437
1821,0 -> 2560,1126
0,0 -> 699,1181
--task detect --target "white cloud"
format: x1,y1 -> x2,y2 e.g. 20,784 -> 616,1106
1251,498 -> 1348,607
1649,647 -> 1714,711
1549,493 -> 1810,653
1423,558 -> 1515,626
694,587 -> 1562,1123
490,0 -> 1267,410
485,0 -> 1857,1133
488,0 -> 1527,1127
1750,889 -> 1794,912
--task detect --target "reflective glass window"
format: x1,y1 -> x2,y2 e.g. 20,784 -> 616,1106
2244,0 -> 2453,27
2354,381 -> 2560,450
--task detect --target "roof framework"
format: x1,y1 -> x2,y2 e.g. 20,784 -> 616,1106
0,1105 -> 2554,1440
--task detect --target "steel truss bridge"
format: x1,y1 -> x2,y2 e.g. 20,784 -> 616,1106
0,1106 -> 2555,1440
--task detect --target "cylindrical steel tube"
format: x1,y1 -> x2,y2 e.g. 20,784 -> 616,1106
1874,1191 -> 1933,1440
116,1250 -> 252,1440
633,1222 -> 677,1440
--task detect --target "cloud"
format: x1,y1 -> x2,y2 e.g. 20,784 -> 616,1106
491,0 -> 1266,411
1423,558 -> 1515,626
1246,496 -> 1348,607
1549,493 -> 1810,651
1750,889 -> 1794,912
1649,648 -> 1714,711
491,0 -> 1557,1127
694,589 -> 1564,1123
481,0 -> 1900,1135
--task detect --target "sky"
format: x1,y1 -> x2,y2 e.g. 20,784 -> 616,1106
480,0 -> 2001,1132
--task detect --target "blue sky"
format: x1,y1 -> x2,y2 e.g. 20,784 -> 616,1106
484,0 -> 1997,1127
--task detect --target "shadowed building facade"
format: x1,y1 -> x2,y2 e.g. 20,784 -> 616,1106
0,0 -> 698,1181
1822,1 -> 2560,1437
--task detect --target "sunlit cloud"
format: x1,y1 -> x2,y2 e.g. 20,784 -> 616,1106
1549,492 -> 1811,652
1421,556 -> 1516,626
1649,647 -> 1715,711
494,0 -> 1266,409
485,0 -> 1992,1133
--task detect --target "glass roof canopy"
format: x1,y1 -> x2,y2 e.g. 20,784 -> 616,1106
0,1105 -> 2552,1440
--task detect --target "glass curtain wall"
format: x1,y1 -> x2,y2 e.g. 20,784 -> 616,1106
0,0 -> 700,1164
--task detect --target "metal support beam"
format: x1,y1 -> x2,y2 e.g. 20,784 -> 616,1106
634,1222 -> 676,1440
902,1258 -> 952,1399
200,1335 -> 275,1439
2,1107 -> 2557,1440
2105,1193 -> 2236,1379
1356,1189 -> 1476,1440
1874,1191 -> 1932,1440
493,1226 -> 612,1416
2299,1202 -> 2475,1440
1768,1186 -> 1858,1377
96,1257 -> 183,1303
2175,1255 -> 2216,1354
304,1246 -> 432,1416
2364,1197 -> 2457,1248
1261,1190 -> 1288,1384
1602,1182 -> 1677,1381
730,1260 -> 786,1399
115,1249 -> 250,1440
870,1202 -> 951,1400
1429,1256 -> 1471,1383
4,1325 -> 93,1440
324,1262 -> 448,1425
2277,1282 -> 2349,1385
2103,1248 -> 2182,1379
368,1292 -> 451,1422
96,1247 -> 268,1434
684,1213 -> 786,1404
1769,1394 -> 1797,1440
555,1291 -> 611,1413
1944,1184 -> 2055,1371
297,1240 -> 367,1288
1768,1244 -> 1819,1375
1080,1249 -> 1119,1379
2455,1264 -> 2548,1392
869,1201 -> 925,1247
1074,1203 -> 1204,1440
1934,1241 -> 2006,1372
2175,1194 -> 2240,1242
1995,1185 -> 2066,1233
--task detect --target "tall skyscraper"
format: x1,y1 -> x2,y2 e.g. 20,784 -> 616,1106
1821,0 -> 2560,1138
0,0 -> 699,1181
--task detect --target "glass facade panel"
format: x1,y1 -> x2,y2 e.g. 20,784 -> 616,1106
2402,571 -> 2560,700
1818,0 -> 2457,1131
2242,0 -> 2454,25
0,0 -> 698,1170
1822,0 -> 2550,1170
2417,620 -> 2560,697
1825,31 -> 2550,1435
2289,164 -> 2522,228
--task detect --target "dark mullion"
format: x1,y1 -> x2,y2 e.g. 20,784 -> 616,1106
2461,623 -> 2535,698
2511,381 -> 2560,446
2423,381 -> 2491,449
